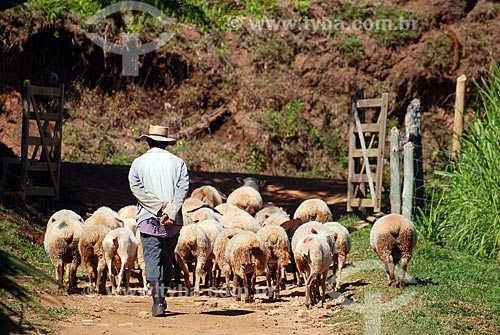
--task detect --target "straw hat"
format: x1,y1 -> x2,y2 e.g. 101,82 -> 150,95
137,125 -> 177,144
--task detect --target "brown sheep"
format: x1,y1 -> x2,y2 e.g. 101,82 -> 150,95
370,213 -> 418,288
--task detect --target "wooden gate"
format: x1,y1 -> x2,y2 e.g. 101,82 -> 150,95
20,79 -> 64,200
347,92 -> 389,213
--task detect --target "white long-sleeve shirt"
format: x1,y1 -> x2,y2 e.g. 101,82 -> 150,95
128,147 -> 189,229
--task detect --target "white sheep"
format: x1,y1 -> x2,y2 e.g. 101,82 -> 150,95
85,206 -> 122,230
294,228 -> 335,308
44,218 -> 83,291
324,222 -> 351,291
214,202 -> 252,219
189,207 -> 220,223
191,185 -> 225,208
221,213 -> 260,233
256,225 -> 290,299
291,221 -> 327,252
226,177 -> 265,216
196,219 -> 224,286
213,228 -> 242,293
182,197 -> 206,216
116,205 -> 147,294
262,212 -> 290,227
370,213 -> 418,288
293,198 -> 333,223
102,220 -> 138,295
44,209 -> 84,254
117,205 -> 137,221
78,224 -> 111,294
134,229 -> 147,293
225,231 -> 267,302
255,205 -> 289,226
174,224 -> 212,296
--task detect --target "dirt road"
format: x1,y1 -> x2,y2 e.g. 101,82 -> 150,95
48,283 -> 346,335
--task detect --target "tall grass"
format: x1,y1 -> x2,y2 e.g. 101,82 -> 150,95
420,62 -> 500,259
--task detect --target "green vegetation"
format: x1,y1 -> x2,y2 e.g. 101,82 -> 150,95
335,34 -> 364,66
0,191 -> 72,333
422,32 -> 453,74
266,100 -> 348,178
415,62 -> 500,259
337,1 -> 420,48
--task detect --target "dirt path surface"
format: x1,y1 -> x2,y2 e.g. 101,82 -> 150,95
49,284 -> 345,335
51,163 -> 348,335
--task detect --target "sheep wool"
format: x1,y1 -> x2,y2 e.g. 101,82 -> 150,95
257,224 -> 290,299
294,229 -> 334,307
174,224 -> 211,296
213,228 -> 243,293
45,218 -> 84,290
324,221 -> 351,291
293,198 -> 333,223
370,213 -> 418,288
78,224 -> 111,294
225,231 -> 267,302
255,205 -> 289,226
226,177 -> 265,216
102,226 -> 139,295
191,185 -> 225,208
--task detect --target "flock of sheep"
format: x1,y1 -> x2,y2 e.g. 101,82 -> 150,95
43,177 -> 418,308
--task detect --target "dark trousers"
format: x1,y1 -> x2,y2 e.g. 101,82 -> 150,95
140,232 -> 178,285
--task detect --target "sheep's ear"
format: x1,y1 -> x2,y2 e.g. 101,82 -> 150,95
85,212 -> 93,218
259,180 -> 267,188
236,177 -> 244,184
115,217 -> 124,225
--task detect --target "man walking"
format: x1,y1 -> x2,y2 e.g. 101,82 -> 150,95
128,125 -> 189,317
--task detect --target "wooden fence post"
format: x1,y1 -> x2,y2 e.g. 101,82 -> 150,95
402,142 -> 414,219
405,99 -> 423,209
452,74 -> 467,159
390,127 -> 401,214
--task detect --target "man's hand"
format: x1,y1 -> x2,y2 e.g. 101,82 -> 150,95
160,213 -> 174,226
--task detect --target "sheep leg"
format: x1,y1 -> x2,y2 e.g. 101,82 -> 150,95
335,255 -> 345,291
275,263 -> 283,299
250,272 -> 257,301
399,253 -> 411,288
194,258 -> 207,297
386,259 -> 396,287
265,268 -> 273,299
234,275 -> 241,301
305,273 -> 315,308
125,267 -> 132,294
96,258 -> 108,295
176,255 -> 192,291
68,260 -> 79,290
140,265 -> 148,294
116,262 -> 126,295
55,261 -> 64,285
243,273 -> 253,303
320,271 -> 328,308
223,266 -> 232,297
89,263 -> 97,290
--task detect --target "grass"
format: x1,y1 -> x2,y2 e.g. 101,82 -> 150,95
331,216 -> 500,334
414,61 -> 500,260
